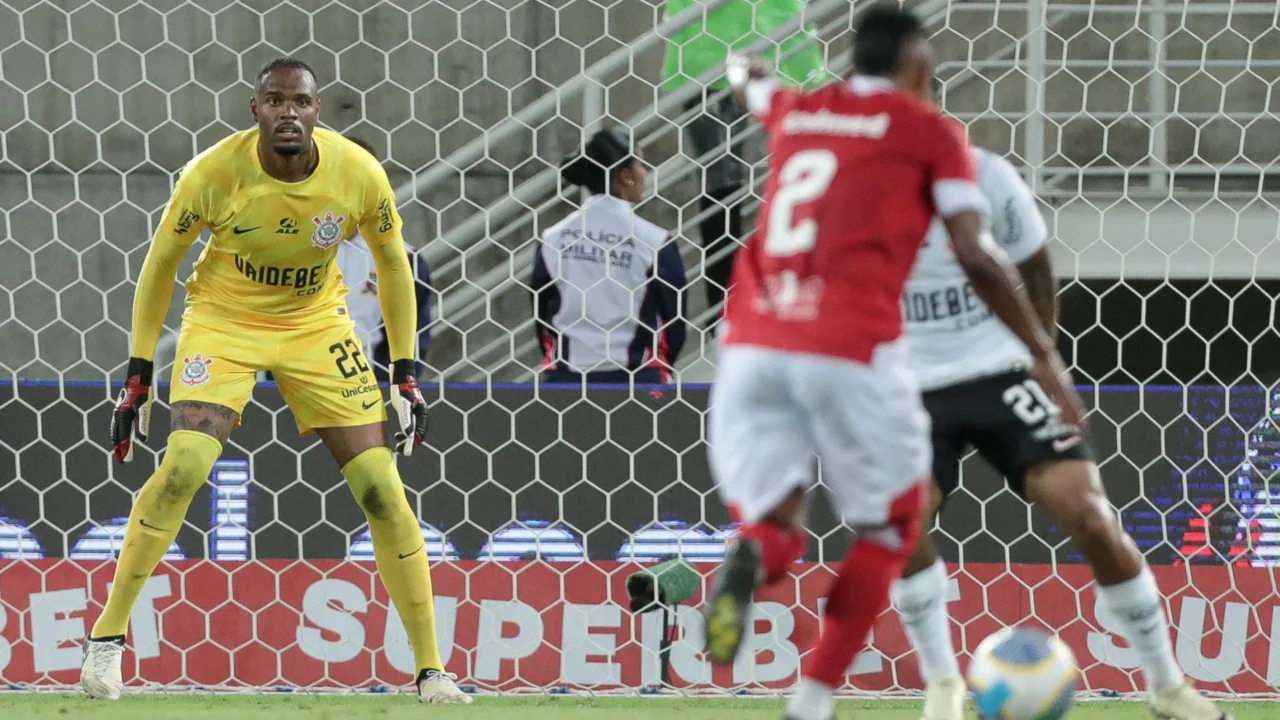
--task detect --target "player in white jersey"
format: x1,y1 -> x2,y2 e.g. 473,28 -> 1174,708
894,144 -> 1231,720
902,146 -> 1052,394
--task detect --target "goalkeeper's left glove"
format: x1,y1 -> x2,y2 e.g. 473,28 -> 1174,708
110,357 -> 154,464
389,359 -> 428,456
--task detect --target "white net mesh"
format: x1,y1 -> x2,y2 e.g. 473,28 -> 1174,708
2,0 -> 1280,698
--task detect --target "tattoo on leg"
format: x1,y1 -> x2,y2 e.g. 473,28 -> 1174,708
170,400 -> 238,443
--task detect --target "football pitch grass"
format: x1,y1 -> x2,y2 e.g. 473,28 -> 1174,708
0,695 -> 1273,719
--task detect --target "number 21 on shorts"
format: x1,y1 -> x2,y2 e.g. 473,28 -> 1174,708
766,149 -> 838,257
1003,379 -> 1060,426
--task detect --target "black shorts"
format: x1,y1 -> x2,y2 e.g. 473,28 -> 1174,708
923,369 -> 1092,500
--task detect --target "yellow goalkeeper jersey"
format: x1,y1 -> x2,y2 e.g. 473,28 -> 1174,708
130,127 -> 417,363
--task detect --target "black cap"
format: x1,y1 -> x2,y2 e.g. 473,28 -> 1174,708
561,129 -> 634,194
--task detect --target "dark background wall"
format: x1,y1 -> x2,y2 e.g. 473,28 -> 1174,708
1,381 -> 1270,568
1060,279 -> 1280,386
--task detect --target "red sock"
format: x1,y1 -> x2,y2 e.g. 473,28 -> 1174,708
803,538 -> 905,687
802,484 -> 924,688
731,508 -> 809,585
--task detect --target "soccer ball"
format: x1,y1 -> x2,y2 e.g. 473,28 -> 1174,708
967,626 -> 1079,720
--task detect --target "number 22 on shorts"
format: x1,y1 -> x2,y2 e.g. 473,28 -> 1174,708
328,338 -> 371,379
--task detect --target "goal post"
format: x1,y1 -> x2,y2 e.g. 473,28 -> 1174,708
1,0 -> 1279,698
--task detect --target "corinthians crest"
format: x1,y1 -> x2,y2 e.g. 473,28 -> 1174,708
311,211 -> 347,249
179,354 -> 214,386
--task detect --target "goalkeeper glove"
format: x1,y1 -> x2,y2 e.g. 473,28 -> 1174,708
110,357 -> 154,464
389,359 -> 428,456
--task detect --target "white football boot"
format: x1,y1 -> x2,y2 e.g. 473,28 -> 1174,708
417,669 -> 473,704
1149,681 -> 1232,720
920,676 -> 966,720
80,636 -> 126,700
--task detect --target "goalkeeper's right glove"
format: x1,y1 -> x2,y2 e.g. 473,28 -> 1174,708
110,357 -> 154,464
389,359 -> 428,457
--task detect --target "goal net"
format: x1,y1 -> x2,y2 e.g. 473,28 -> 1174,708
2,0 -> 1279,698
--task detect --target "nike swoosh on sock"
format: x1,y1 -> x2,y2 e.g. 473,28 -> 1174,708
398,544 -> 425,560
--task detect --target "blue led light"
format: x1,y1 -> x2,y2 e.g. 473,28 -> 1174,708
210,460 -> 252,561
480,519 -> 585,562
71,517 -> 184,560
616,520 -> 733,563
0,517 -> 43,559
348,522 -> 460,561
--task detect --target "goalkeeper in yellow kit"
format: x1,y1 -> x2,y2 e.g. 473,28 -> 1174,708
80,57 -> 470,705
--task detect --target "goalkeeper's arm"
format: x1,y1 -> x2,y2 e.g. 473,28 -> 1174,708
368,235 -> 416,368
112,168 -> 206,463
131,169 -> 207,360
360,166 -> 428,455
130,232 -> 198,360
368,235 -> 428,455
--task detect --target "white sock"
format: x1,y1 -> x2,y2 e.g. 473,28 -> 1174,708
1095,567 -> 1184,692
786,677 -> 835,720
891,560 -> 962,682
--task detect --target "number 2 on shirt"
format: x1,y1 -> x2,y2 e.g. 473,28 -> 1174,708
765,149 -> 839,257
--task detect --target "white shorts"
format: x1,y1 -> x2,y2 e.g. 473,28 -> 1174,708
708,341 -> 931,528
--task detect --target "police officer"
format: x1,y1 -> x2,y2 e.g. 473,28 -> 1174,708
531,129 -> 688,384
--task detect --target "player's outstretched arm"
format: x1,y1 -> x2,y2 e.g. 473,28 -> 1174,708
726,54 -> 779,119
369,237 -> 426,455
360,173 -> 427,455
944,211 -> 1083,427
111,166 -> 208,463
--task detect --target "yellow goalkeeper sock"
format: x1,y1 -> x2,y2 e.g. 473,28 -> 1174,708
343,447 -> 445,673
91,430 -> 222,639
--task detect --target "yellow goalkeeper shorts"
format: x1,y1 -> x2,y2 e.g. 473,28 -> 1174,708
168,315 -> 386,434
